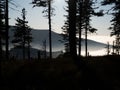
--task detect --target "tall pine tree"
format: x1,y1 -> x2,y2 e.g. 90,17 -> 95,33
61,0 -> 70,54
0,0 -> 5,60
69,0 -> 77,57
32,0 -> 54,59
0,0 -> 5,81
62,0 -> 102,56
12,8 -> 32,60
81,0 -> 103,57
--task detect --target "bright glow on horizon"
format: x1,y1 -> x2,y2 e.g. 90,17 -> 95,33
87,35 -> 115,45
81,49 -> 107,56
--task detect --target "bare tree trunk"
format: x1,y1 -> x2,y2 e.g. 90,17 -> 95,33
85,20 -> 88,57
43,40 -> 47,59
0,38 -> 2,60
23,40 -> 25,60
107,42 -> 110,55
28,41 -> 30,60
5,0 -> 9,60
0,38 -> 2,79
84,0 -> 89,57
48,0 -> 52,59
78,0 -> 83,57
22,8 -> 26,60
0,38 -> 1,85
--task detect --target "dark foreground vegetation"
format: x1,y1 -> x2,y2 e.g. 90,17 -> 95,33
1,55 -> 120,90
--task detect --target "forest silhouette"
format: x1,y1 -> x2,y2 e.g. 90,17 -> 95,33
1,0 -> 120,90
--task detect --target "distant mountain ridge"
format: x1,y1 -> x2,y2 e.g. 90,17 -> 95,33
9,26 -> 107,52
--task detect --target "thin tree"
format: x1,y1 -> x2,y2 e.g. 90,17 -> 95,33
61,0 -> 70,54
0,0 -> 5,79
112,41 -> 115,55
0,0 -> 5,60
48,0 -> 52,59
84,0 -> 94,57
106,42 -> 110,55
83,0 -> 103,57
77,0 -> 83,56
42,39 -> 47,59
32,0 -> 54,59
5,0 -> 9,60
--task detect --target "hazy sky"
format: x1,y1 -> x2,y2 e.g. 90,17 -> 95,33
9,0 -> 66,33
9,0 -> 113,37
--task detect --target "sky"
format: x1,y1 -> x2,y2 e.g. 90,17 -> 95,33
9,0 -> 66,33
9,0 -> 115,44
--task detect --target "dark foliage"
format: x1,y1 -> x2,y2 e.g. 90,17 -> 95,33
102,0 -> 120,55
12,8 -> 32,60
0,0 -> 5,60
1,56 -> 120,90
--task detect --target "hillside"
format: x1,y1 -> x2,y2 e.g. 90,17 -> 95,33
9,26 -> 107,52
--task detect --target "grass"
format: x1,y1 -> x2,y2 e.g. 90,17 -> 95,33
1,55 -> 120,90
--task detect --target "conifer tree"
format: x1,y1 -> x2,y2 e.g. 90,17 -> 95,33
32,0 -> 54,59
62,0 -> 102,56
81,0 -> 103,57
69,0 -> 77,57
5,0 -> 9,60
102,0 -> 120,55
12,8 -> 32,60
61,0 -> 70,54
0,0 -> 5,60
0,0 -> 5,80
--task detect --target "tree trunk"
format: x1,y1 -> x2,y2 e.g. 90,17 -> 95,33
23,40 -> 25,60
85,20 -> 88,57
85,0 -> 89,57
78,0 -> 83,57
69,0 -> 77,58
28,41 -> 30,60
0,38 -> 2,60
22,8 -> 26,60
0,38 -> 1,86
48,0 -> 52,59
112,41 -> 115,54
107,42 -> 110,55
5,0 -> 9,60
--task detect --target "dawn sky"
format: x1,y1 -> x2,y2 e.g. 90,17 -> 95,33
9,0 -> 115,44
9,0 -> 66,33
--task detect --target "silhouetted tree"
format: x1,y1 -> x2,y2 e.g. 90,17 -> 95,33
102,0 -> 120,55
0,0 -> 5,78
106,42 -> 110,55
32,0 -> 54,59
62,0 -> 83,55
26,26 -> 32,60
42,39 -> 47,59
5,0 -> 9,60
82,0 -> 103,57
12,8 -> 32,60
61,0 -> 70,53
69,0 -> 77,57
83,0 -> 95,57
0,0 -> 5,59
62,20 -> 70,53
63,0 -> 102,57
77,0 -> 83,56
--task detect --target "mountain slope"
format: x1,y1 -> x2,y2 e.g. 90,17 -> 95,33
9,26 -> 107,52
